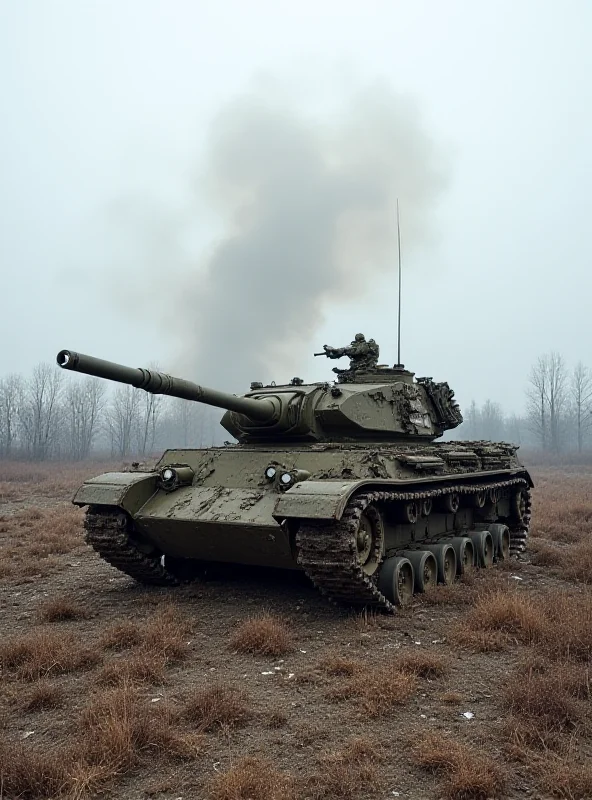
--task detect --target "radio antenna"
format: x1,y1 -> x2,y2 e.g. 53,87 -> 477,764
396,198 -> 403,367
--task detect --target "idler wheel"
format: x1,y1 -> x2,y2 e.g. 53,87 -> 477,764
468,530 -> 494,567
449,537 -> 475,575
378,556 -> 414,606
488,523 -> 510,561
400,550 -> 438,593
356,505 -> 384,577
423,543 -> 457,585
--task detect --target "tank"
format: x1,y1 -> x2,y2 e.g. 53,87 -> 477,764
56,337 -> 533,612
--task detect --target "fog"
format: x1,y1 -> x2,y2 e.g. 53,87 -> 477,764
1,1 -> 591,414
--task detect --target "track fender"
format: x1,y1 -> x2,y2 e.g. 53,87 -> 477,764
72,472 -> 158,515
273,480 -> 363,521
273,469 -> 533,522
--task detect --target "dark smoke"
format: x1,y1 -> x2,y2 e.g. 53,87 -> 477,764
173,82 -> 447,390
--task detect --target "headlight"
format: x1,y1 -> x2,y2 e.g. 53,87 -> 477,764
158,464 -> 194,491
264,465 -> 277,480
280,472 -> 293,486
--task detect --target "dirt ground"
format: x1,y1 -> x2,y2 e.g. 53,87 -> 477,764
0,461 -> 590,800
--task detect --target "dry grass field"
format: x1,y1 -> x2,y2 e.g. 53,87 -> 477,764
0,461 -> 591,799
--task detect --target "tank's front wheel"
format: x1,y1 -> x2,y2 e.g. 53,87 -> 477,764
356,505 -> 385,577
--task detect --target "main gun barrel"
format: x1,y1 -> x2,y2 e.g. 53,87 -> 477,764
56,350 -> 275,422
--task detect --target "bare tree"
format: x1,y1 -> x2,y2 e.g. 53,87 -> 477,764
136,391 -> 165,456
526,356 -> 548,450
65,378 -> 106,460
464,400 -> 479,439
0,374 -> 24,458
526,353 -> 568,452
505,414 -> 524,445
570,362 -> 592,453
546,352 -> 568,453
105,385 -> 140,457
18,364 -> 64,460
480,399 -> 505,441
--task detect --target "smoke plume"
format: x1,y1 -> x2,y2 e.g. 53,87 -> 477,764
170,81 -> 447,390
110,79 -> 448,391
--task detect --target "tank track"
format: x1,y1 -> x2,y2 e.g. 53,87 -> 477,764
296,477 -> 531,614
84,506 -> 181,587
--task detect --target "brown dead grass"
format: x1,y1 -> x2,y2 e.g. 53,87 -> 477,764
0,683 -> 201,799
0,737 -> 97,800
537,755 -> 592,799
37,595 -> 89,622
137,605 -> 191,663
183,683 -> 253,732
440,690 -> 464,704
329,663 -> 417,717
411,732 -> 505,800
306,737 -> 382,799
451,588 -> 592,662
99,621 -> 143,650
0,460 -> 120,498
97,652 -> 167,686
0,628 -> 100,680
22,680 -> 65,712
0,504 -> 86,584
230,613 -> 293,656
82,684 -> 200,770
207,756 -> 294,800
317,652 -> 361,676
503,656 -> 591,753
395,650 -> 449,678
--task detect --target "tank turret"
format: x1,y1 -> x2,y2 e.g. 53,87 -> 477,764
57,345 -> 462,444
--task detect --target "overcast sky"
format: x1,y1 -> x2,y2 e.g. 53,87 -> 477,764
1,1 -> 591,414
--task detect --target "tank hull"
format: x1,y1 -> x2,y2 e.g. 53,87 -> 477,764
75,442 -> 532,609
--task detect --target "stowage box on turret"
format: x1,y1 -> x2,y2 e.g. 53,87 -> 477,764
56,337 -> 532,612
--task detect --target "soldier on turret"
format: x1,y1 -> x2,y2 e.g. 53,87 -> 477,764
318,333 -> 380,373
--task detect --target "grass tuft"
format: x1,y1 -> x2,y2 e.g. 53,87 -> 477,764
451,588 -> 592,662
82,684 -> 200,770
138,605 -> 191,663
37,595 -> 89,622
183,683 -> 252,732
99,621 -> 143,650
22,681 -> 65,712
412,732 -> 505,799
329,663 -> 417,717
395,650 -> 449,678
0,629 -> 100,680
97,653 -> 166,686
306,737 -> 381,799
537,755 -> 592,799
207,756 -> 294,800
230,613 -> 293,656
317,653 -> 361,676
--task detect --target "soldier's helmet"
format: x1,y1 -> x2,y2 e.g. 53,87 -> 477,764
354,333 -> 365,342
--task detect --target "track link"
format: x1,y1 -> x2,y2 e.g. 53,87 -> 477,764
84,506 -> 180,586
296,478 -> 531,613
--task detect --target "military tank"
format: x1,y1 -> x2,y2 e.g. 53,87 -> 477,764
56,336 -> 532,612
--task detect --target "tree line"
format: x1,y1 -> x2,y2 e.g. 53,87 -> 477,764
0,363 -> 223,461
1,352 -> 590,460
452,353 -> 592,454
